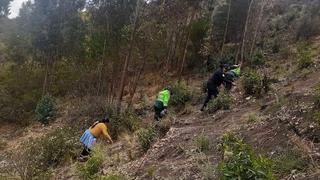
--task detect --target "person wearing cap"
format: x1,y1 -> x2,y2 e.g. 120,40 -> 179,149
79,116 -> 113,160
201,63 -> 228,111
224,64 -> 241,91
154,87 -> 171,121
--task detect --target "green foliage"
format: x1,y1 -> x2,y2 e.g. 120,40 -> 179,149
242,70 -> 271,97
136,127 -> 156,152
7,127 -> 80,179
207,92 -> 232,113
170,81 -> 192,107
35,95 -> 56,124
218,133 -> 275,180
297,43 -> 313,69
273,150 -> 308,175
202,81 -> 208,93
0,64 -> 42,125
195,134 -> 211,154
109,109 -> 142,139
250,51 -> 265,67
78,145 -> 105,179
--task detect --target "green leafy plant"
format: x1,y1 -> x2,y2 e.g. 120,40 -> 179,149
242,70 -> 271,97
78,145 -> 105,179
35,95 -> 56,124
136,127 -> 157,152
207,92 -> 232,113
170,81 -> 192,106
218,133 -> 275,180
195,134 -> 211,154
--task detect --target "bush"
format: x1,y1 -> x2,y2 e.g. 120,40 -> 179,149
136,127 -> 156,152
170,81 -> 192,107
273,150 -> 308,175
78,145 -> 105,179
0,64 -> 42,125
218,133 -> 275,180
195,134 -> 211,154
5,127 -> 80,179
250,51 -> 265,67
35,95 -> 56,124
109,109 -> 141,139
242,70 -> 271,97
207,92 -> 232,113
297,43 -> 313,69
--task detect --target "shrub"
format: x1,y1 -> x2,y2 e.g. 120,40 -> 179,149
207,92 -> 232,113
273,150 -> 308,175
250,51 -> 265,67
35,95 -> 56,124
218,133 -> 274,180
78,145 -> 105,179
247,113 -> 260,124
158,118 -> 172,137
136,127 -> 156,152
0,64 -> 42,125
297,43 -> 313,69
5,127 -> 80,179
195,134 -> 211,154
109,109 -> 141,139
170,81 -> 192,106
242,70 -> 271,97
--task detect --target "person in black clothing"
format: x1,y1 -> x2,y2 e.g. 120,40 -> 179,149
201,63 -> 228,111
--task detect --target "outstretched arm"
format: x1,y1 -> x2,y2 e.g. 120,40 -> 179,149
102,126 -> 113,143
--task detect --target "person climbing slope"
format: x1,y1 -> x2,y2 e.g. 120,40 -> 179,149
201,63 -> 228,111
79,116 -> 113,161
224,64 -> 241,91
154,87 -> 171,121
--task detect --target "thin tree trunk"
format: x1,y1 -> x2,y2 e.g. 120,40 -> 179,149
116,0 -> 141,113
127,57 -> 146,108
221,0 -> 232,56
249,0 -> 267,57
42,57 -> 49,96
240,0 -> 254,62
178,10 -> 196,82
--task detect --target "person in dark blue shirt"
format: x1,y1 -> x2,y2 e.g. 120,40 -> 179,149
201,63 -> 228,111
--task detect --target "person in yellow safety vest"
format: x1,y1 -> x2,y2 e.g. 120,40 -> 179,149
154,87 -> 172,121
79,116 -> 113,161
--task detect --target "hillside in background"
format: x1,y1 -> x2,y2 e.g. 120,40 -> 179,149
0,0 -> 320,179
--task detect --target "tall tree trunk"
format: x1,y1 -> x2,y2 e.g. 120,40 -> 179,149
116,0 -> 141,113
249,0 -> 267,57
178,10 -> 196,82
42,57 -> 49,96
127,56 -> 146,108
221,0 -> 232,56
240,0 -> 254,62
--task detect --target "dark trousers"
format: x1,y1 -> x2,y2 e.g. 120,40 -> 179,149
80,146 -> 91,157
202,82 -> 219,109
154,100 -> 164,121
